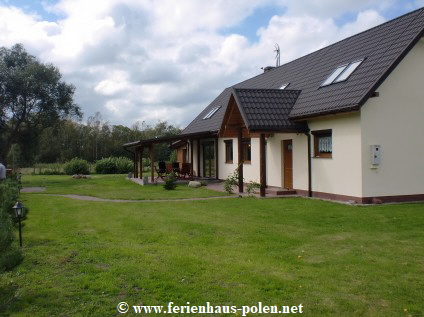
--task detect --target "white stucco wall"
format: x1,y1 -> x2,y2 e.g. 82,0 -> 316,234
265,133 -> 309,189
218,138 -> 238,179
360,38 -> 424,197
217,137 -> 261,183
308,113 -> 362,197
216,133 -> 308,188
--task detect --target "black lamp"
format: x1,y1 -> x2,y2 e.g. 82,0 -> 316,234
13,202 -> 24,247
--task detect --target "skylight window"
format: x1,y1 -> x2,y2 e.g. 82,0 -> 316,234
333,60 -> 363,83
321,59 -> 364,87
279,83 -> 290,89
321,64 -> 348,86
203,106 -> 221,120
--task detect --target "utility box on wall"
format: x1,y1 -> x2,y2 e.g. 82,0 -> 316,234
371,145 -> 381,166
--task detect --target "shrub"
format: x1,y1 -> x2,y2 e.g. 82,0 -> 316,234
224,168 -> 240,194
95,157 -> 117,174
163,173 -> 177,190
95,157 -> 132,174
115,157 -> 133,174
246,181 -> 261,195
0,178 -> 23,272
64,158 -> 90,175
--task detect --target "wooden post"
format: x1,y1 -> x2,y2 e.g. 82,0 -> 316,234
134,149 -> 138,178
140,147 -> 144,179
190,140 -> 194,179
215,137 -> 219,179
197,139 -> 201,177
238,127 -> 244,193
150,144 -> 154,182
259,133 -> 266,197
307,132 -> 312,197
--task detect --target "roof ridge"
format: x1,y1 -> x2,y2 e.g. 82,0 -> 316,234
234,7 -> 424,88
234,87 -> 301,92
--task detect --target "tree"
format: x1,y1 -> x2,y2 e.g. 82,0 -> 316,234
0,44 -> 81,163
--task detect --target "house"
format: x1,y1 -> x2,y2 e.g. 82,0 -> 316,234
124,8 -> 424,203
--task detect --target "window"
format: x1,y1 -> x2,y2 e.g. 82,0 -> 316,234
203,106 -> 221,120
242,139 -> 251,163
279,83 -> 290,89
321,65 -> 348,86
224,140 -> 233,163
321,59 -> 364,87
334,60 -> 363,83
312,130 -> 332,158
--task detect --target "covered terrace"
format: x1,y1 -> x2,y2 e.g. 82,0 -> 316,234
123,130 -> 219,182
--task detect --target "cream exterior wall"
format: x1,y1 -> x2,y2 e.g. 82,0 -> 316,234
308,113 -> 362,197
265,133 -> 309,189
217,138 -> 260,183
218,138 -> 237,179
360,38 -> 424,197
216,134 -> 308,188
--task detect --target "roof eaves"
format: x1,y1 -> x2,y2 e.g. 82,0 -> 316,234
248,126 -> 308,133
289,104 -> 360,120
123,130 -> 219,148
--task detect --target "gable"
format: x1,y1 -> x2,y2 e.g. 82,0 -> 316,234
230,88 -> 307,132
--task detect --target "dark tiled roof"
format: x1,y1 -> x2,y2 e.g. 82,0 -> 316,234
232,88 -> 307,132
183,7 -> 424,134
183,88 -> 231,134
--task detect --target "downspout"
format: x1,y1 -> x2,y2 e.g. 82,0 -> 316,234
304,129 -> 312,197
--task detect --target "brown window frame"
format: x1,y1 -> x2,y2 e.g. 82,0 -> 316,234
242,139 -> 252,163
312,129 -> 332,158
224,140 -> 233,163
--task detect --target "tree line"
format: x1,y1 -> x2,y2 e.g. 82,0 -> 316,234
8,114 -> 181,167
0,44 -> 181,167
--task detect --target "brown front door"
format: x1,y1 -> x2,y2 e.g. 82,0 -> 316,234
282,140 -> 293,189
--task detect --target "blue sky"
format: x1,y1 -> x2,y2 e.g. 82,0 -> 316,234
0,0 -> 422,126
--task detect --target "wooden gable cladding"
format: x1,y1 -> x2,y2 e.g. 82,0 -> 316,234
219,95 -> 263,138
219,95 -> 245,138
219,94 -> 276,138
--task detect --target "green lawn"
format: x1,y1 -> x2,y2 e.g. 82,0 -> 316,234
1,176 -> 423,316
21,174 -> 229,200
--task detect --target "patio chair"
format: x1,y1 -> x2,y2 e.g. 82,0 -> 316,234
165,163 -> 173,174
155,161 -> 167,180
172,162 -> 180,176
179,163 -> 191,179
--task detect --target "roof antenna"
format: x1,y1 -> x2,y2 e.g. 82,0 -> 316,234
274,43 -> 280,67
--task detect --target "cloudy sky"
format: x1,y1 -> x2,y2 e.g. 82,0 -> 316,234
0,0 -> 422,128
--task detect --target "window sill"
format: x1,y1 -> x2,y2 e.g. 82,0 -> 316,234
313,156 -> 332,159
243,161 -> 252,164
225,161 -> 233,164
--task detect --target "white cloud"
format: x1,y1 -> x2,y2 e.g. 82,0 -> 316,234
280,0 -> 397,18
94,70 -> 129,96
0,6 -> 56,54
0,0 -> 419,128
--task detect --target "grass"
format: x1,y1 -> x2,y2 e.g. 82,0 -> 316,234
1,175 -> 423,316
21,174 -> 229,200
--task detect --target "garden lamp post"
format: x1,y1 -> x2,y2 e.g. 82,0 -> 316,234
13,202 -> 24,247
